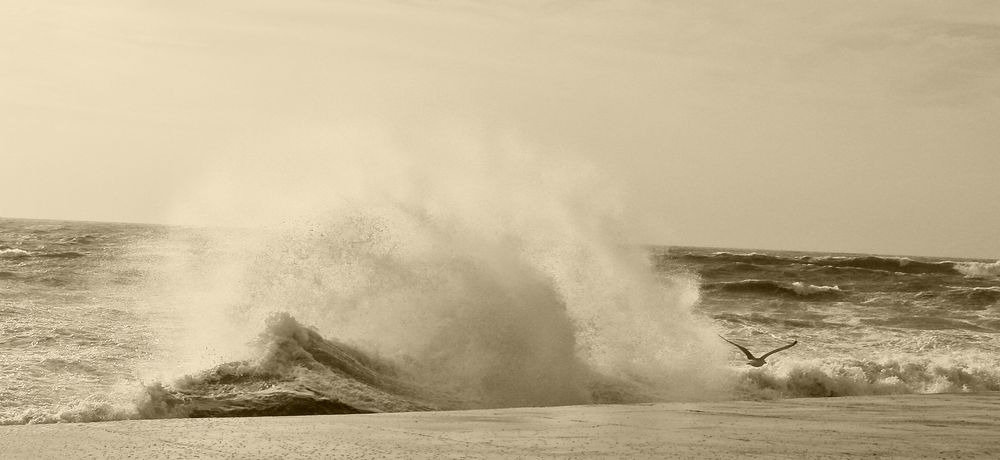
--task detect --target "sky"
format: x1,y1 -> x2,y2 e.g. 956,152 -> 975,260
1,0 -> 998,259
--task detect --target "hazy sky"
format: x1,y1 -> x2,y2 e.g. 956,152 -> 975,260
2,1 -> 998,258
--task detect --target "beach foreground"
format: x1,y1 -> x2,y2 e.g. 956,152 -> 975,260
2,393 -> 998,459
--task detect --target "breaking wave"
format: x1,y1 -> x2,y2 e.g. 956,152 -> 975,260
2,312 -> 693,424
733,355 -> 1000,400
955,260 -> 1000,278
0,131 -> 732,426
11,316 -> 999,425
135,313 -> 435,419
0,248 -> 31,258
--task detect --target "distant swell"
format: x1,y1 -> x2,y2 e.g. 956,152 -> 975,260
57,235 -> 99,245
704,279 -> 843,300
0,248 -> 85,259
807,256 -> 957,275
37,251 -> 87,259
685,252 -> 793,266
671,251 -> 967,276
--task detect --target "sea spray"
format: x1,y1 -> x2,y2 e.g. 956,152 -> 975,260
143,127 -> 728,409
4,218 -> 999,424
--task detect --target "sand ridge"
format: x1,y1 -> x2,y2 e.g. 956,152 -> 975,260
1,393 -> 998,459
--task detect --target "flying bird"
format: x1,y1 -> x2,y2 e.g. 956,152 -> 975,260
719,335 -> 797,367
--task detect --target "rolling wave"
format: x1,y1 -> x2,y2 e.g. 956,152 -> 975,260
939,286 -> 1000,309
36,251 -> 87,259
694,252 -> 795,266
671,251 -> 970,276
704,279 -> 843,300
807,256 -> 957,275
56,235 -> 100,245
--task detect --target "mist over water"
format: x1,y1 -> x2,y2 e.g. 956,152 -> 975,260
145,127 -> 726,409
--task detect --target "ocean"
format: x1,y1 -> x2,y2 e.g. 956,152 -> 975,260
2,216 -> 999,424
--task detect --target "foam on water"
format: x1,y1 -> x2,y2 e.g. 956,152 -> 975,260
956,260 -> 1000,278
0,248 -> 31,258
732,352 -> 1000,400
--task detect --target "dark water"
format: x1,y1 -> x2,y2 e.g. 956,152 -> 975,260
2,217 -> 998,424
660,247 -> 1000,399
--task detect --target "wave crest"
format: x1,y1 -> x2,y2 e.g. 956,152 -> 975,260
734,356 -> 1000,400
0,248 -> 31,258
704,279 -> 843,300
669,251 -> 963,276
955,260 -> 1000,278
136,313 -> 433,419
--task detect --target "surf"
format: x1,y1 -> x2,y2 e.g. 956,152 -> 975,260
111,130 -> 730,421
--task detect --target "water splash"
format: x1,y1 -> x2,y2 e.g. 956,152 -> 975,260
143,127 -> 726,410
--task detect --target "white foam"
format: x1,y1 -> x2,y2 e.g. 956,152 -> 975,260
790,282 -> 841,296
732,352 -> 1000,400
955,260 -> 1000,278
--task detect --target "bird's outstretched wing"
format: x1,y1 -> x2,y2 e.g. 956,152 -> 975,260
759,340 -> 798,360
719,335 -> 757,360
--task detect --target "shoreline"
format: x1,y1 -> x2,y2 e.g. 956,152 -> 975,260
2,393 -> 998,458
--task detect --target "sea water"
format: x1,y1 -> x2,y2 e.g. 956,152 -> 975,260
1,217 -> 998,424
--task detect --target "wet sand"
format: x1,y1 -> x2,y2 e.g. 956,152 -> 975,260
2,393 -> 998,459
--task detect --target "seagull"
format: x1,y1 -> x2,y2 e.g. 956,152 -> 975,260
719,335 -> 797,367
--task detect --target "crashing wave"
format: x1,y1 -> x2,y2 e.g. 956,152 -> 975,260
733,355 -> 1000,400
135,313 -> 436,419
1,312 -> 680,425
1,314 -> 434,425
954,260 -> 1000,278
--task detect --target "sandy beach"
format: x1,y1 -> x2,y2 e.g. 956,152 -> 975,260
2,393 -> 997,459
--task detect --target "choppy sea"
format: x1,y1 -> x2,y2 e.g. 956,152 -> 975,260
2,217 -> 998,424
